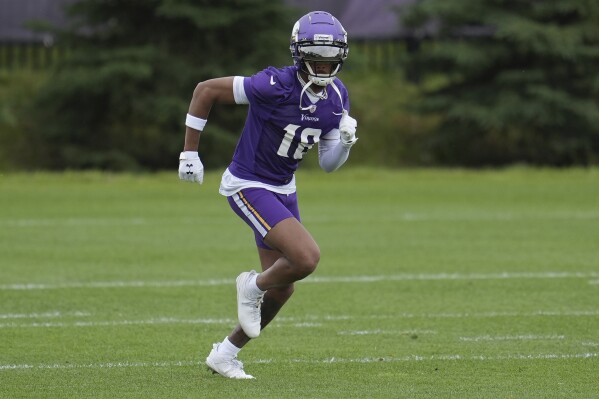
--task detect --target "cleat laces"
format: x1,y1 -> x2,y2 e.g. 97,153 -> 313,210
243,293 -> 264,321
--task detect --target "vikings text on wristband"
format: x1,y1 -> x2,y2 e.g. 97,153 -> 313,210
185,114 -> 208,131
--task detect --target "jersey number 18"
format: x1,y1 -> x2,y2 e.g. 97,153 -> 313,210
277,124 -> 322,160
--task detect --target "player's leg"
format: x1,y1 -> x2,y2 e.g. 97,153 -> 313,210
256,217 -> 320,289
206,245 -> 297,379
231,189 -> 321,336
227,186 -> 320,289
236,216 -> 320,338
206,188 -> 316,378
256,246 -> 296,326
227,246 -> 295,349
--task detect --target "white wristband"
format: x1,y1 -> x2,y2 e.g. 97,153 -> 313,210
186,114 -> 207,131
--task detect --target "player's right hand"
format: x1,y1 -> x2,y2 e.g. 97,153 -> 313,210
178,151 -> 204,184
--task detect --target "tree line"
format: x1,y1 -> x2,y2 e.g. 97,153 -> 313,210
1,0 -> 598,170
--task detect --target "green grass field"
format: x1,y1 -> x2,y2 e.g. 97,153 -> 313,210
1,168 -> 598,398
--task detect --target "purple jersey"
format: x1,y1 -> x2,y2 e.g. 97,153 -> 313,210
228,66 -> 350,185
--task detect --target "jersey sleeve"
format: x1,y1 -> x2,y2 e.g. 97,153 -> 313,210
233,76 -> 249,104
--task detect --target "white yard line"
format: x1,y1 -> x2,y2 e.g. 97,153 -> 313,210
396,211 -> 599,222
279,310 -> 599,321
1,310 -> 597,330
308,271 -> 599,283
4,209 -> 599,227
1,353 -> 597,371
0,218 -> 148,227
0,317 -> 235,329
0,279 -> 234,290
459,334 -> 565,342
2,271 -> 598,291
0,311 -> 90,319
338,329 -> 437,336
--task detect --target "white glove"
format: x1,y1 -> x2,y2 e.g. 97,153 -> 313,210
339,110 -> 358,148
178,151 -> 204,184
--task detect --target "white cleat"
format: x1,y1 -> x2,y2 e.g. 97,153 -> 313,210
205,343 -> 255,379
236,270 -> 264,338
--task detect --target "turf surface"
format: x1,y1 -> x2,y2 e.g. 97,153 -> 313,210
1,168 -> 598,398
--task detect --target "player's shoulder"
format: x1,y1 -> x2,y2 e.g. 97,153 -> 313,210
252,66 -> 296,86
247,66 -> 298,102
270,65 -> 298,84
331,77 -> 349,95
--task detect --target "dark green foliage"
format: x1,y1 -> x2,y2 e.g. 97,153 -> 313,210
402,0 -> 599,166
25,0 -> 293,170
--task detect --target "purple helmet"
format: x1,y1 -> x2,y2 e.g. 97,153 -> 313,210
290,11 -> 349,86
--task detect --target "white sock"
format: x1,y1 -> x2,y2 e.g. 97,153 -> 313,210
218,336 -> 241,358
249,272 -> 266,294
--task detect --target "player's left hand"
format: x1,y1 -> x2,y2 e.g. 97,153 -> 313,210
339,110 -> 358,148
178,151 -> 204,184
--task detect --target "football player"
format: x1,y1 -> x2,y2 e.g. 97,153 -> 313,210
179,11 -> 358,379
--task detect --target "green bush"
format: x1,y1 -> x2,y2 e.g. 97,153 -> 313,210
340,68 -> 439,167
0,70 -> 49,170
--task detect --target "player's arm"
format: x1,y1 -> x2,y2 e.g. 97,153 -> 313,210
179,77 -> 237,184
318,111 -> 358,173
184,77 -> 236,151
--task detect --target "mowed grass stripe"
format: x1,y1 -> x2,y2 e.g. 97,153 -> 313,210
2,209 -> 599,226
2,310 -> 598,329
2,352 -> 597,372
2,270 -> 598,290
